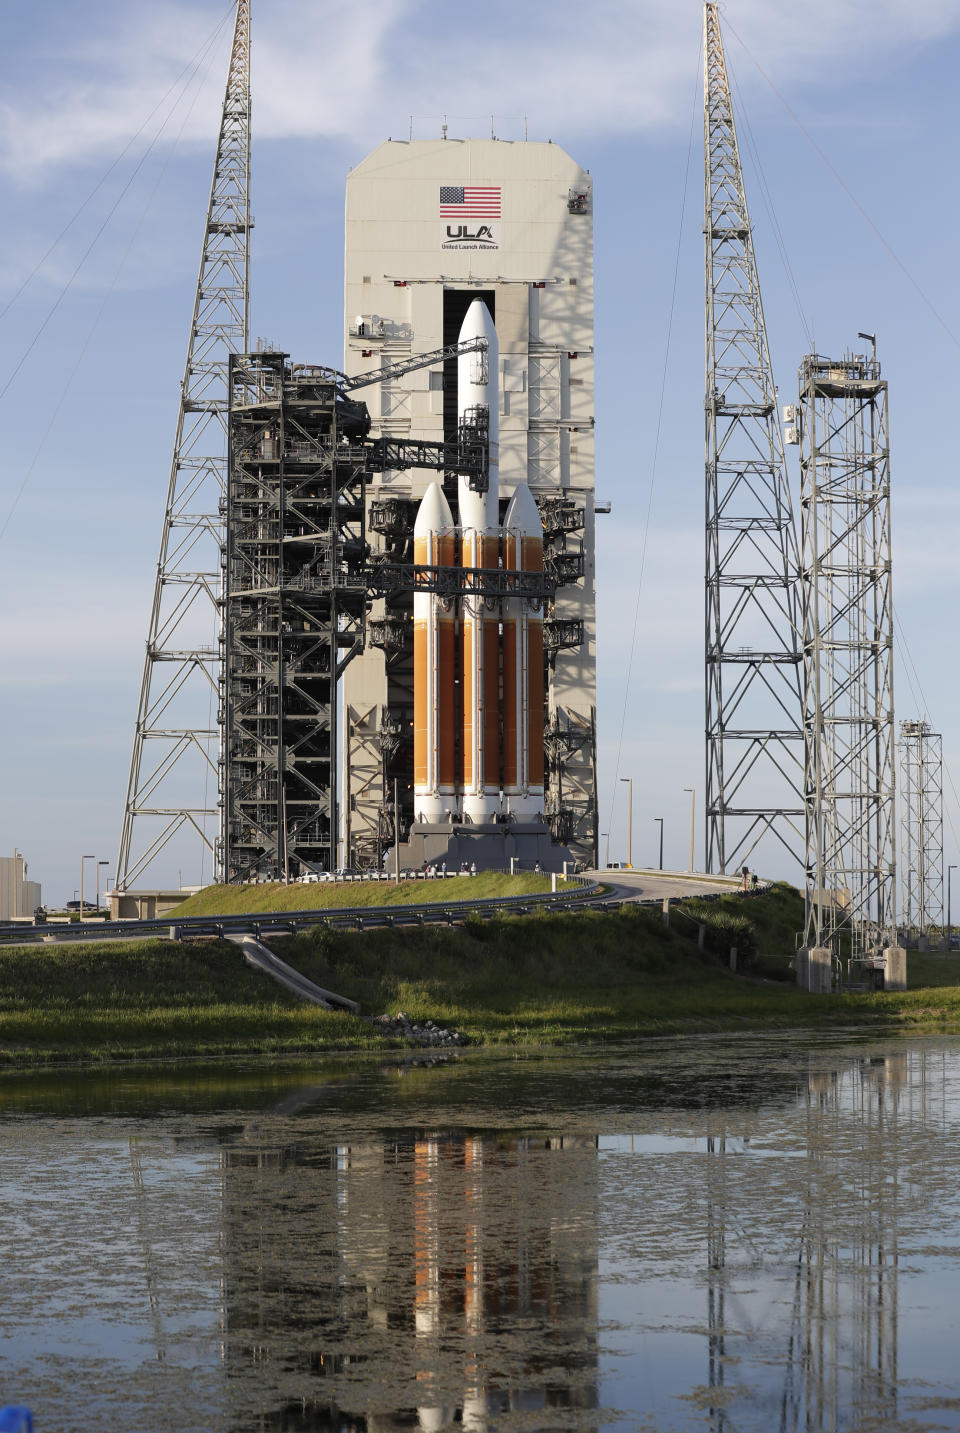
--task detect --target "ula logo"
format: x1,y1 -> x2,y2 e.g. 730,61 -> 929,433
446,224 -> 495,242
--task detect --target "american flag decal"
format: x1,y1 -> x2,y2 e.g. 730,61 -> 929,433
440,186 -> 501,218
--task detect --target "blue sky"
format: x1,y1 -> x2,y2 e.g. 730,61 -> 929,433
3,0 -> 960,902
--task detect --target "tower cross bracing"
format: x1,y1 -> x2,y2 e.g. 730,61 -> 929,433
799,349 -> 897,959
703,2 -> 804,875
898,719 -> 943,939
117,0 -> 251,890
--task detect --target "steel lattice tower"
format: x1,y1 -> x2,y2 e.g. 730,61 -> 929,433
799,348 -> 897,959
703,3 -> 803,875
898,719 -> 943,939
117,0 -> 250,891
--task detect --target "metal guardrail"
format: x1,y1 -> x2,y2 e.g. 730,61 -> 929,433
0,876 -> 766,949
0,878 -> 600,947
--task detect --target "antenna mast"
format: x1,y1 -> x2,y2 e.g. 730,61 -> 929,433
117,0 -> 251,891
703,3 -> 803,873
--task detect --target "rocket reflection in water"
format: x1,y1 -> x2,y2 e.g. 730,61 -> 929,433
219,1130 -> 600,1430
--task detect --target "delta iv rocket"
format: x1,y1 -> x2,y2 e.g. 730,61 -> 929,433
412,298 -> 545,826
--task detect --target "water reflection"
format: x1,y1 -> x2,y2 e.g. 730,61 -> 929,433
2,1037 -> 960,1431
222,1129 -> 600,1430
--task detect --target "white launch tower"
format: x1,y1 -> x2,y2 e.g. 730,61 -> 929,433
343,137 -> 598,869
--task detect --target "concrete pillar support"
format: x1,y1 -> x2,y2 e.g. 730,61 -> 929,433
883,946 -> 907,991
798,946 -> 831,993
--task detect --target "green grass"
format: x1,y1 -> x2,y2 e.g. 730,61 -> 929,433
0,938 -> 358,1066
171,871 -> 558,916
677,881 -> 806,956
247,897 -> 960,1045
6,886 -> 960,1068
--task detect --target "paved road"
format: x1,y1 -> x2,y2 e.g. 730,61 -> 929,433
0,870 -> 744,949
586,868 -> 745,905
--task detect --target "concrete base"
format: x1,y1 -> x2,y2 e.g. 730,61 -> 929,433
797,946 -> 832,994
109,887 -> 201,919
395,820 -> 573,875
883,945 -> 907,991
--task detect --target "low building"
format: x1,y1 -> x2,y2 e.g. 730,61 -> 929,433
0,852 -> 42,919
108,888 -> 200,920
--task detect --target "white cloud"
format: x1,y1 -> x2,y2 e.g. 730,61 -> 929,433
4,0 -> 960,179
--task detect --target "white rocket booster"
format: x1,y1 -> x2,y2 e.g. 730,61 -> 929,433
413,482 -> 457,823
502,482 -> 545,819
411,299 -> 546,836
457,299 -> 500,824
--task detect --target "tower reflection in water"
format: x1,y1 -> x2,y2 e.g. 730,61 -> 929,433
220,1129 -> 600,1431
695,1049 -> 933,1433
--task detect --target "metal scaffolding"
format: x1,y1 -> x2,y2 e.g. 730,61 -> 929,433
117,0 -> 250,890
703,2 -> 803,875
898,719 -> 943,939
799,349 -> 897,958
223,353 -> 369,881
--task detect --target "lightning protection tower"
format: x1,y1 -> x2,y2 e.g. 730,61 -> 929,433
703,3 -> 804,875
898,719 -> 943,941
799,347 -> 897,959
117,0 -> 251,891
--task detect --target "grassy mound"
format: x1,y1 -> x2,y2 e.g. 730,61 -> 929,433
0,938 -> 355,1066
172,871 -> 557,916
4,885 -> 960,1067
677,881 -> 806,979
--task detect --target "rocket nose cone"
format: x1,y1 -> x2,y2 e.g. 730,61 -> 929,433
503,482 -> 542,537
414,480 -> 455,535
458,298 -> 497,348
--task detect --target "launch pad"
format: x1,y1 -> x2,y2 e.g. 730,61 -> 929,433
117,6 -> 600,890
397,820 -> 573,876
219,139 -> 599,881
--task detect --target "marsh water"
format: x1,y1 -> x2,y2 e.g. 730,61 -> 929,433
3,1033 -> 960,1431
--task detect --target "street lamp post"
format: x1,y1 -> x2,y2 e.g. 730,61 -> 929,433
97,860 -> 109,913
80,855 -> 94,919
619,778 -> 633,867
654,818 -> 664,871
683,787 -> 695,872
949,865 -> 957,949
601,832 -> 610,868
